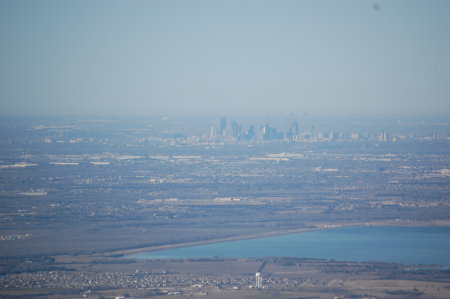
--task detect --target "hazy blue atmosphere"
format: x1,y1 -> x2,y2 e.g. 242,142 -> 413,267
1,0 -> 449,116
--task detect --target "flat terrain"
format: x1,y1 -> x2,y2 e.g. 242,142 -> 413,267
1,256 -> 449,298
1,116 -> 449,298
1,118 -> 449,257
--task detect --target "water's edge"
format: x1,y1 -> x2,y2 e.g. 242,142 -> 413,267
127,226 -> 450,268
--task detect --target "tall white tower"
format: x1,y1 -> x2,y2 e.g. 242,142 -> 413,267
255,272 -> 262,289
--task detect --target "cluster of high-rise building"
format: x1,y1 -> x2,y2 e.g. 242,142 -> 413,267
210,118 -> 300,142
210,118 -> 257,141
209,118 -> 397,143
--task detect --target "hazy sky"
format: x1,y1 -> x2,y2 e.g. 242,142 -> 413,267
1,0 -> 449,117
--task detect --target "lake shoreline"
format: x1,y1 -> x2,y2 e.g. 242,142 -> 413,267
102,219 -> 450,258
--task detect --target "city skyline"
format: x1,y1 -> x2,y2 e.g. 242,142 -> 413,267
1,0 -> 450,117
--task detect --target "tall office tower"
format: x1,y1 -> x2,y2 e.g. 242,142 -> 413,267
290,121 -> 299,136
219,117 -> 226,137
260,123 -> 285,141
231,120 -> 241,138
261,123 -> 274,140
210,127 -> 217,140
380,130 -> 388,142
317,132 -> 324,140
332,132 -> 340,140
260,123 -> 268,140
246,125 -> 255,140
287,121 -> 299,141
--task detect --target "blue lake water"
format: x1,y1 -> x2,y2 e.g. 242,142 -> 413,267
129,226 -> 450,267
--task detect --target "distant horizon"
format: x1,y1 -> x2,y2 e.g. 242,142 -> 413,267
1,112 -> 450,120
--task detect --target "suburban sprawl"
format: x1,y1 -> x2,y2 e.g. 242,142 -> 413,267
1,115 -> 449,298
